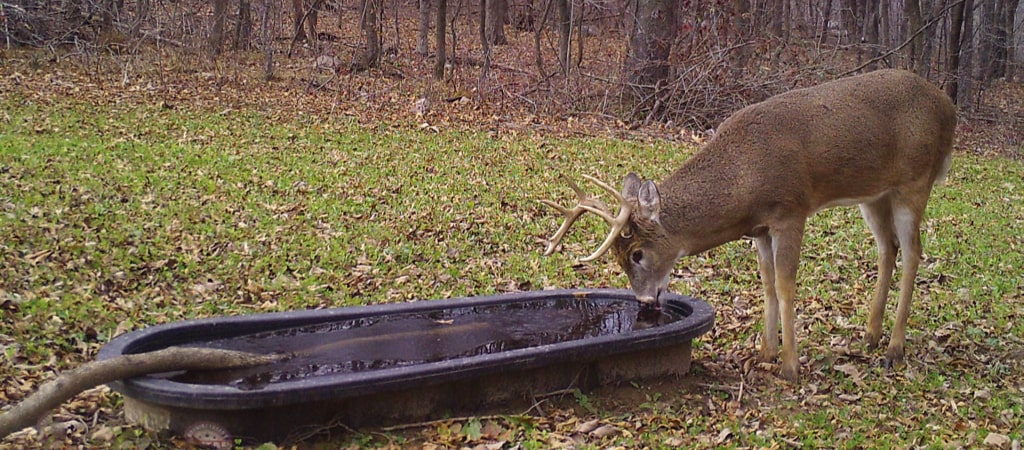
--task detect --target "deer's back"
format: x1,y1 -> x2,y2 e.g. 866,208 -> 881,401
686,69 -> 955,214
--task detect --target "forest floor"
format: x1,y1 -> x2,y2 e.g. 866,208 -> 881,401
1,16 -> 1024,450
2,8 -> 1020,155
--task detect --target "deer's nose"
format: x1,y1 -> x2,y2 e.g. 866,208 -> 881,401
634,286 -> 667,307
635,292 -> 659,305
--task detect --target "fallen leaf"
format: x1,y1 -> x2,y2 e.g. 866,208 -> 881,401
984,432 -> 1011,449
834,363 -> 864,382
90,425 -> 115,442
575,418 -> 600,434
480,421 -> 504,439
664,437 -> 685,446
589,424 -> 620,438
715,427 -> 733,444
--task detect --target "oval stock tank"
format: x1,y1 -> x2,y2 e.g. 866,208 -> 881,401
98,288 -> 714,443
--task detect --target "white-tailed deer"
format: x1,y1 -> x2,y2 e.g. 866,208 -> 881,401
540,69 -> 956,382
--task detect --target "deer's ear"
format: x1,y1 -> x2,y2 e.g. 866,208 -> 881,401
622,173 -> 642,202
637,180 -> 661,222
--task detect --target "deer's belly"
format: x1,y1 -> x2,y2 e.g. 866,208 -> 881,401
814,191 -> 887,212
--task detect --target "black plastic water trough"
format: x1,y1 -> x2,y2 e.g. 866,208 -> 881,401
99,288 -> 714,443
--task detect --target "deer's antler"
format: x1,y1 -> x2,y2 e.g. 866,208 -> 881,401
539,174 -> 632,262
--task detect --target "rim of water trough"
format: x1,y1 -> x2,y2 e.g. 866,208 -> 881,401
98,288 -> 715,410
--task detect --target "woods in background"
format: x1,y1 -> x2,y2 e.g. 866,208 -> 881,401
2,0 -> 1021,125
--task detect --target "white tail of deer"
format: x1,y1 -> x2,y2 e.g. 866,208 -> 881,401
541,69 -> 956,382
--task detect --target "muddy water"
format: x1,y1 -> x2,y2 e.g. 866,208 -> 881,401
169,297 -> 681,390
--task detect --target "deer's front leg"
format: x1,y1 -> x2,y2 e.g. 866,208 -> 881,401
772,225 -> 805,382
859,200 -> 897,349
754,236 -> 779,363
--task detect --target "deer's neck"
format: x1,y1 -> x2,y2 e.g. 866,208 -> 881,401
657,148 -> 762,256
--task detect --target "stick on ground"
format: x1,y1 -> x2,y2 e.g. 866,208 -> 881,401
0,347 -> 285,439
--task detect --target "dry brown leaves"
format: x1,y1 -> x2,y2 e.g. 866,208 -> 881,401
2,16 -> 1023,448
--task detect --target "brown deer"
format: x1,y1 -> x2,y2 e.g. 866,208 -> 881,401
540,69 -> 956,382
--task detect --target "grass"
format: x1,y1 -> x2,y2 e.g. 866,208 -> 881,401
1,91 -> 1023,449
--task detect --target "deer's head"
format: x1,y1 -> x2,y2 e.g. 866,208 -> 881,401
541,173 -> 678,306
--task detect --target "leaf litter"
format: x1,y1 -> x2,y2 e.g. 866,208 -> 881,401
1,45 -> 1023,449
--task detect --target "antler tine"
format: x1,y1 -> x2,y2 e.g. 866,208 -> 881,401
537,200 -> 574,255
581,175 -> 626,205
539,174 -> 633,262
538,175 -> 612,256
561,173 -> 588,200
578,196 -> 632,262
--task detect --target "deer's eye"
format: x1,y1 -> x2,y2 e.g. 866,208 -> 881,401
631,250 -> 644,264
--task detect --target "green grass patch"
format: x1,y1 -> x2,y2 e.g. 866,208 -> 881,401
1,94 -> 1022,448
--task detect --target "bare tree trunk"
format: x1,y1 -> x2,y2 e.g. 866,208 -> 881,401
264,0 -> 275,80
449,0 -> 464,68
973,0 -> 995,85
131,0 -> 149,38
293,0 -> 308,41
480,0 -> 492,77
990,0 -> 1006,79
434,0 -> 447,78
958,0 -> 976,105
626,0 -> 676,85
307,1 -> 319,43
733,0 -> 751,70
210,0 -> 226,55
819,0 -> 833,45
1008,0 -> 1023,80
861,0 -> 881,69
920,0 -> 947,77
417,0 -> 431,55
288,0 -> 325,55
625,0 -> 676,117
904,0 -> 925,72
574,0 -> 583,68
486,0 -> 508,44
359,0 -> 381,69
535,0 -> 552,79
235,0 -> 253,50
100,0 -> 118,31
770,0 -> 784,35
782,0 -> 792,40
556,0 -> 570,73
948,0 -> 967,91
993,0 -> 1020,78
840,0 -> 859,44
879,0 -> 891,52
309,3 -> 317,42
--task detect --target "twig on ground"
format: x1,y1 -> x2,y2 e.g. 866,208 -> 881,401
0,347 -> 284,439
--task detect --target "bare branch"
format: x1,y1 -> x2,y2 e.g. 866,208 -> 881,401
0,347 -> 285,439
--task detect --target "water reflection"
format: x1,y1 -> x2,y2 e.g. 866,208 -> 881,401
170,297 -> 683,390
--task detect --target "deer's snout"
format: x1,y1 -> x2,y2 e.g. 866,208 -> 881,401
634,288 -> 663,307
635,294 -> 657,304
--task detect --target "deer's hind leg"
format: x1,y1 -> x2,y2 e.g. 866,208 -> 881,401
886,193 -> 927,365
769,223 -> 805,382
859,197 -> 898,350
754,235 -> 779,363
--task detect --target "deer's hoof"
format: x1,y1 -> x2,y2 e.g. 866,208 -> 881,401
884,345 -> 905,369
864,331 -> 882,350
780,363 -> 800,383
